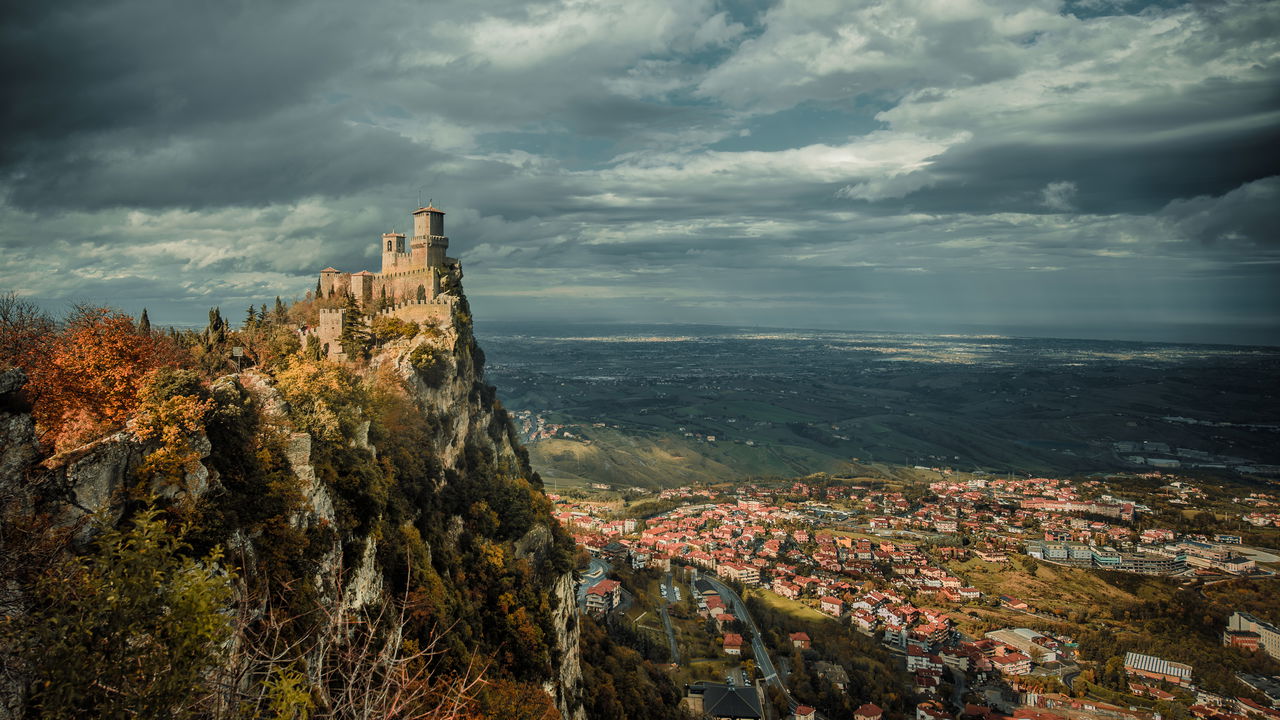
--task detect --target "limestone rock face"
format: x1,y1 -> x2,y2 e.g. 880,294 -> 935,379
369,314 -> 585,719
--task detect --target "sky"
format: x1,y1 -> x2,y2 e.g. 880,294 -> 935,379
2,0 -> 1278,345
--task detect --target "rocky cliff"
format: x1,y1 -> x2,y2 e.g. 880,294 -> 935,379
0,297 -> 584,719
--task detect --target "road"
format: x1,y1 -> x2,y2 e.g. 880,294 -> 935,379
700,574 -> 797,712
1061,665 -> 1080,692
659,572 -> 681,664
576,558 -> 610,610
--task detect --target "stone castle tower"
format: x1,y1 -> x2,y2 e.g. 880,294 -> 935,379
312,206 -> 461,358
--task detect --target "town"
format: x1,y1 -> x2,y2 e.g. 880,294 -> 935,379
559,470 -> 1280,720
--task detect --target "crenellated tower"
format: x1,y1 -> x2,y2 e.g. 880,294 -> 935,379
411,205 -> 448,270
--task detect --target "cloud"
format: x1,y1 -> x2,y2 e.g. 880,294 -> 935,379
696,0 -> 1069,112
1040,181 -> 1077,211
0,0 -> 1277,343
1161,176 -> 1280,251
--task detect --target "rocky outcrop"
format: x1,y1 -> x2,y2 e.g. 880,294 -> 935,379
0,296 -> 584,719
550,571 -> 585,718
371,313 -> 585,719
0,370 -> 38,499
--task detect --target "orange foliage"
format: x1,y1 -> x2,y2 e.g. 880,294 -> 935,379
28,307 -> 186,451
133,370 -> 214,486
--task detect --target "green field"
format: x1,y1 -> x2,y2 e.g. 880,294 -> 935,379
745,588 -> 836,624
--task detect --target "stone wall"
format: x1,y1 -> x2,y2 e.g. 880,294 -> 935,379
378,298 -> 454,327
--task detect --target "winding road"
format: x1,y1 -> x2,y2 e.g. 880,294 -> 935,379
700,574 -> 799,712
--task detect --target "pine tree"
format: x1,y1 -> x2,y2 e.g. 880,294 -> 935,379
138,308 -> 151,335
337,293 -> 371,360
206,308 -> 226,346
244,305 -> 257,329
273,296 -> 287,324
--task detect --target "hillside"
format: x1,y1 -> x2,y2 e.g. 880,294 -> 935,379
0,293 -> 587,719
528,425 -> 851,489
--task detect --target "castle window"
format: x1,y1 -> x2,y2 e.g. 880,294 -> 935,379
387,240 -> 392,251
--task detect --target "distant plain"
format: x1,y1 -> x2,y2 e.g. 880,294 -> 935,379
478,322 -> 1280,488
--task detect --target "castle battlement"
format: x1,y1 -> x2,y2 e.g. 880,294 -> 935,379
375,295 -> 457,317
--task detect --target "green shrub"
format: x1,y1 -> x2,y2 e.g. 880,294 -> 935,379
18,508 -> 233,720
371,315 -> 419,344
409,345 -> 451,388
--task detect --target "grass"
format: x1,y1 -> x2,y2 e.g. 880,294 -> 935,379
947,605 -> 1050,638
527,425 -> 855,489
746,588 -> 836,624
946,556 -> 1177,619
674,658 -> 737,685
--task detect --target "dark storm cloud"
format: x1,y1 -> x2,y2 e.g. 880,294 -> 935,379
1,0 -> 367,156
1,0 -> 1278,343
6,112 -> 449,211
885,120 -> 1280,216
1162,177 -> 1280,250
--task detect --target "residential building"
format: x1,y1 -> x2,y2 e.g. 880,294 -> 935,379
856,703 -> 884,720
820,596 -> 844,617
585,579 -> 621,615
1227,612 -> 1280,661
682,682 -> 763,719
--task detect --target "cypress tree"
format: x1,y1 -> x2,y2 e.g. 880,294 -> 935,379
138,308 -> 151,335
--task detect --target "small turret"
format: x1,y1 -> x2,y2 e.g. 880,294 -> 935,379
381,231 -> 407,274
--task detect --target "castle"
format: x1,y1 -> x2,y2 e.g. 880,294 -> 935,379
311,205 -> 462,358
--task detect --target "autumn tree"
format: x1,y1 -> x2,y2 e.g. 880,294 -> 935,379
27,306 -> 184,451
372,315 -> 420,345
133,369 -> 214,494
274,357 -> 367,441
